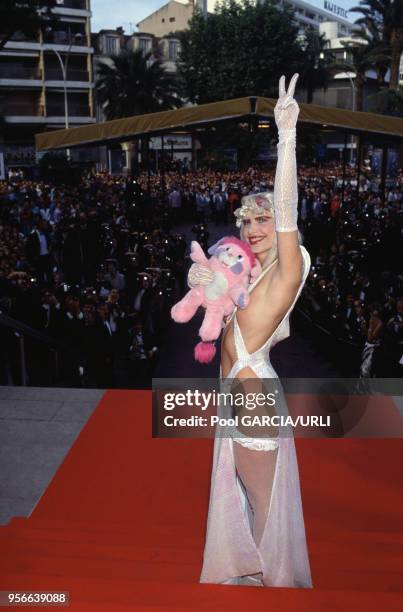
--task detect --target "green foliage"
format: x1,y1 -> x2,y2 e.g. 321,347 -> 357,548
177,0 -> 303,103
95,48 -> 182,120
0,1 -> 58,50
352,18 -> 390,86
367,86 -> 403,116
328,26 -> 389,111
298,27 -> 333,103
350,0 -> 403,90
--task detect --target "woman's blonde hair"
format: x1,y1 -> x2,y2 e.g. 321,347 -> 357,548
238,192 -> 302,271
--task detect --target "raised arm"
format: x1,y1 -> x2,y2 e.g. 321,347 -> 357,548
273,73 -> 303,285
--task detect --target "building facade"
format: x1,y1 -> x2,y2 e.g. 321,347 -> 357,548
92,23 -> 194,172
0,0 -> 95,172
137,0 -> 199,39
135,0 -> 357,86
137,0 -> 355,41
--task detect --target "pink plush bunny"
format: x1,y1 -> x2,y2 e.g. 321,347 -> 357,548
171,236 -> 262,363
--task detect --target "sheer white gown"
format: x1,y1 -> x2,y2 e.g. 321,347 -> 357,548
200,245 -> 313,588
201,76 -> 312,587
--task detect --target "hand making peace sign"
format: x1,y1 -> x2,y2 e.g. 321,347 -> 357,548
274,73 -> 300,132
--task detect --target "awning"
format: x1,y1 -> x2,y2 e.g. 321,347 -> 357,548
35,97 -> 252,151
256,98 -> 403,137
35,96 -> 403,151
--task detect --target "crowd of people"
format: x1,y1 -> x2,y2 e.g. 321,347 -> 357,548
142,160 -> 403,376
0,160 -> 401,386
0,175 -> 187,387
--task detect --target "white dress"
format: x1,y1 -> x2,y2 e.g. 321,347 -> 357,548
200,244 -> 313,588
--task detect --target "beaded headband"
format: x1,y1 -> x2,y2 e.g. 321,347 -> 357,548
234,192 -> 275,228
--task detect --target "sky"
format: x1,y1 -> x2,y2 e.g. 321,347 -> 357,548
90,0 -> 359,33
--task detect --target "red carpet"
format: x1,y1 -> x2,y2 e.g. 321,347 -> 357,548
1,390 -> 402,610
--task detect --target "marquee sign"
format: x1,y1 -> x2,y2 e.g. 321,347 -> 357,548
323,1 -> 349,19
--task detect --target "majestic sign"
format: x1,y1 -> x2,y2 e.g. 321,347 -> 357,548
323,1 -> 349,19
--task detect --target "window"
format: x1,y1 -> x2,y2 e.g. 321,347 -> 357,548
105,36 -> 117,55
169,17 -> 175,22
139,38 -> 151,53
168,40 -> 179,61
162,18 -> 165,23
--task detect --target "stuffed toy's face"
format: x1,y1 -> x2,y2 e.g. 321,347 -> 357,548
213,243 -> 250,276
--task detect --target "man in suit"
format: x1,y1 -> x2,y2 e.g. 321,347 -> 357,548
127,315 -> 158,389
25,219 -> 53,285
59,293 -> 85,386
90,301 -> 115,388
133,274 -> 153,319
40,289 -> 63,338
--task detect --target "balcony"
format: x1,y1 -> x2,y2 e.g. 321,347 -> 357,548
45,68 -> 89,82
43,32 -> 88,46
4,104 -> 45,117
55,0 -> 87,8
9,31 -> 39,44
46,104 -> 91,117
0,66 -> 42,80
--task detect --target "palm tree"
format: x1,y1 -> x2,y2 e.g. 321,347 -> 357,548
353,18 -> 390,86
350,0 -> 403,91
328,27 -> 389,111
95,48 -> 182,120
299,27 -> 333,103
385,86 -> 403,115
368,85 -> 403,115
340,41 -> 371,111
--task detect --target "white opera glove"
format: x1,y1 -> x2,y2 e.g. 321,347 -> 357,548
273,74 -> 300,232
188,263 -> 214,288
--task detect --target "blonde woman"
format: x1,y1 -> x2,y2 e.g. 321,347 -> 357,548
195,74 -> 313,587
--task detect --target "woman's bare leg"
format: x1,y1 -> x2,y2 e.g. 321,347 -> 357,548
233,441 -> 278,547
231,370 -> 279,563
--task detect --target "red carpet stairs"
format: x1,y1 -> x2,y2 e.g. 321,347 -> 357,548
0,390 -> 402,610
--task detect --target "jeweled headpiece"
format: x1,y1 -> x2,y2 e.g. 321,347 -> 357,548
234,192 -> 275,228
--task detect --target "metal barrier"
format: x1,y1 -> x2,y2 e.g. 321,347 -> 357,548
0,312 -> 79,387
295,307 -> 362,376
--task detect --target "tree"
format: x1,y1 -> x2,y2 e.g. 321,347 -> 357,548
298,27 -> 333,103
177,0 -> 303,103
350,0 -> 403,90
0,0 -> 58,51
368,85 -> 403,116
95,48 -> 182,120
353,17 -> 390,86
329,28 -> 389,111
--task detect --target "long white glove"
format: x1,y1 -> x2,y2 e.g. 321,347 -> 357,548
273,73 -> 300,232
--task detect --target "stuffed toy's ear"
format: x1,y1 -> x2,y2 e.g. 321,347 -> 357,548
250,260 -> 262,279
207,239 -> 224,256
190,241 -> 208,264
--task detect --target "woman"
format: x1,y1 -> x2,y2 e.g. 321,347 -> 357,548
198,74 -> 313,587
